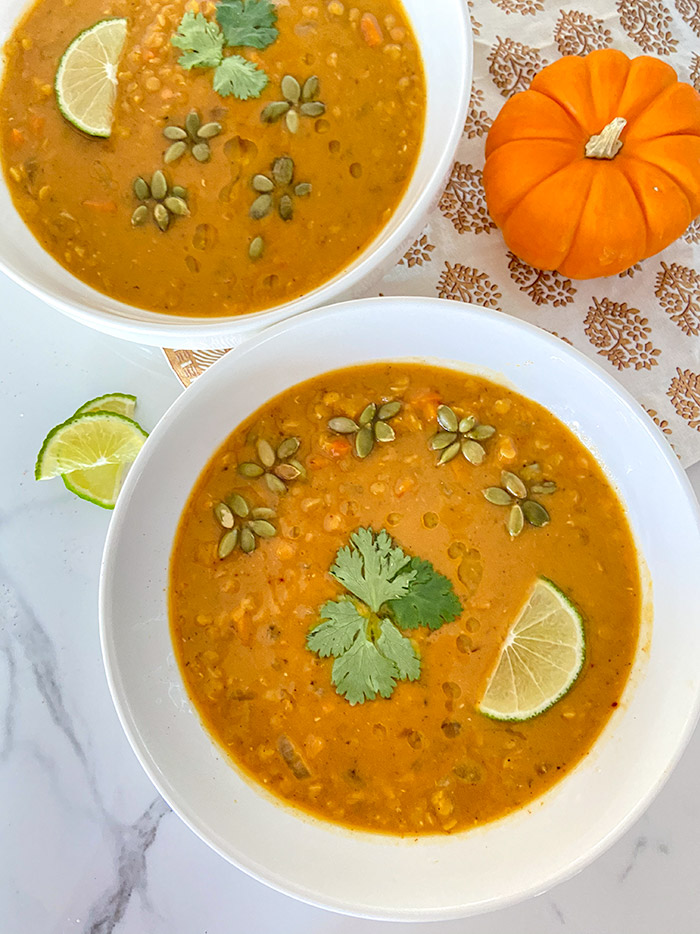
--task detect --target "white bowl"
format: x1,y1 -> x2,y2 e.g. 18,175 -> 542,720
0,2 -> 471,348
100,297 -> 700,920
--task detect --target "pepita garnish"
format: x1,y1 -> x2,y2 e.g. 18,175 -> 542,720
238,435 -> 305,493
248,155 -> 312,226
249,235 -> 265,260
162,110 -> 222,165
481,468 -> 554,537
214,491 -> 279,558
261,74 -> 326,133
430,405 -> 496,467
328,400 -> 402,459
131,171 -> 189,232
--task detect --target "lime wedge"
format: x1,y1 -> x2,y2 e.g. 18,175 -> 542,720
36,412 -> 147,480
54,18 -> 128,138
73,392 -> 137,418
478,578 -> 585,721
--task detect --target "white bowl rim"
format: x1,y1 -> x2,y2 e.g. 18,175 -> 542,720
0,6 -> 472,347
99,296 -> 700,920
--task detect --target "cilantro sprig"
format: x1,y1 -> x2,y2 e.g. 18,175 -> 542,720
171,0 -> 278,100
307,528 -> 462,705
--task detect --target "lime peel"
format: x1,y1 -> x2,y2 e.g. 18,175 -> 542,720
35,411 -> 147,481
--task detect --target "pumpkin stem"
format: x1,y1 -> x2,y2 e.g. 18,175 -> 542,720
585,117 -> 627,160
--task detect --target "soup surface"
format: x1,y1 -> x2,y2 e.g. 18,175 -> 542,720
0,0 -> 424,316
170,363 -> 641,835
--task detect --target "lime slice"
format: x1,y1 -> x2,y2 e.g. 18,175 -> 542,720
478,578 -> 585,721
54,18 -> 128,138
35,412 -> 147,480
62,464 -> 125,509
73,392 -> 137,418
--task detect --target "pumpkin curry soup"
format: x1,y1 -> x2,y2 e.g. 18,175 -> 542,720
170,363 -> 641,835
0,0 -> 424,316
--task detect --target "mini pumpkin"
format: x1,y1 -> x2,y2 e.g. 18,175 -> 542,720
483,50 -> 700,279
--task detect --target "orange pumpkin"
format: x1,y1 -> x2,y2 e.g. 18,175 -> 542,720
483,50 -> 700,279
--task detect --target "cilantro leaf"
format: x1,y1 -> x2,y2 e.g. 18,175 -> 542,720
331,633 -> 398,705
387,557 -> 463,631
376,619 -> 420,681
217,0 -> 279,49
171,12 -> 225,69
330,527 -> 416,613
213,54 -> 268,99
306,599 -> 365,657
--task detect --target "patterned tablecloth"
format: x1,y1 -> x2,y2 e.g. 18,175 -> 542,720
166,0 -> 700,465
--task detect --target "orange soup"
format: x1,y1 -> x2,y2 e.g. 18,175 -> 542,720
170,363 -> 641,835
0,0 -> 424,315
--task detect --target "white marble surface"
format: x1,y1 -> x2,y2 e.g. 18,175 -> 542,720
2,281 -> 700,934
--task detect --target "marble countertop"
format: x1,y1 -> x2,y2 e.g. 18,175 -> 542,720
2,281 -> 699,934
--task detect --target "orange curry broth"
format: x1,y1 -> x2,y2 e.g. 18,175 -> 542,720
170,363 -> 641,835
0,0 -> 424,316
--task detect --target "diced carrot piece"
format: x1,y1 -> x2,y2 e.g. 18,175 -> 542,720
326,437 -> 352,458
395,477 -> 416,497
360,12 -> 383,46
10,128 -> 24,145
82,199 -> 118,213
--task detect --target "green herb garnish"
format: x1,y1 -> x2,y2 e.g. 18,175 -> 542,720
172,0 -> 277,100
306,528 -> 462,705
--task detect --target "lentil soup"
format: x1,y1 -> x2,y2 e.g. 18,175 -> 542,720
170,362 -> 641,836
0,0 -> 425,316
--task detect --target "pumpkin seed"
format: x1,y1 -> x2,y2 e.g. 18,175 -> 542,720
261,101 -> 290,123
358,403 -> 376,426
150,170 -> 167,201
185,110 -> 200,139
228,493 -> 249,518
462,439 -> 485,465
256,438 -> 276,468
164,196 -> 189,216
374,421 -> 395,442
272,156 -> 294,186
164,141 -> 187,164
530,481 -> 557,495
378,401 -> 402,420
153,202 -> 169,231
172,185 -> 188,199
250,194 -> 272,219
133,177 -> 150,200
192,142 -> 211,163
522,500 -> 550,527
437,405 -> 458,432
281,74 -> 301,103
253,174 -> 274,192
265,473 -> 287,494
302,75 -> 319,101
249,235 -> 264,260
355,426 -> 374,458
300,101 -> 326,117
469,424 -> 496,440
218,528 -> 239,558
501,470 -> 527,499
458,416 -> 476,434
329,416 -> 359,434
163,125 -> 187,141
277,437 -> 300,459
251,507 -> 276,519
131,204 -> 148,226
197,122 -> 222,139
240,527 -> 256,553
507,504 -> 524,538
430,431 -> 458,450
520,463 -> 541,481
238,462 -> 264,478
438,441 -> 460,465
275,463 -> 301,481
294,182 -> 312,197
214,501 -> 235,528
483,487 -> 513,506
288,458 -> 307,478
285,110 -> 300,134
279,194 -> 294,221
249,518 -> 276,538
